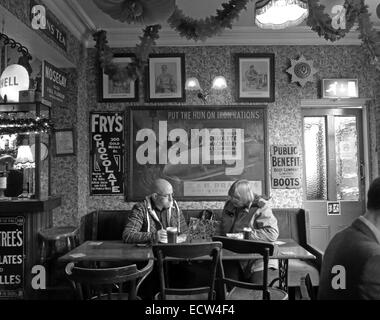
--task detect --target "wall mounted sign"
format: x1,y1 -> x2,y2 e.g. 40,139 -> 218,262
42,60 -> 67,105
30,0 -> 67,51
327,201 -> 341,216
128,106 -> 268,201
322,79 -> 358,99
54,129 -> 75,156
271,145 -> 301,189
90,112 -> 124,195
0,216 -> 25,300
286,55 -> 318,87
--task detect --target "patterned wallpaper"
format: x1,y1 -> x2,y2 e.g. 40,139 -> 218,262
70,45 -> 379,225
0,0 -> 378,225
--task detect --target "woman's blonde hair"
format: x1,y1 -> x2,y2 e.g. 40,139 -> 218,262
228,179 -> 256,208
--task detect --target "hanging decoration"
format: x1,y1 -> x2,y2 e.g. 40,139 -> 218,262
167,0 -> 250,42
286,55 -> 318,87
93,0 -> 380,83
93,0 -> 176,25
0,117 -> 53,135
93,24 -> 161,81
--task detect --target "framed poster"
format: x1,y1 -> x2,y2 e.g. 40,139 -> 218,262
99,53 -> 138,102
0,216 -> 25,299
127,106 -> 268,201
54,129 -> 75,156
147,54 -> 185,102
236,53 -> 275,102
90,112 -> 124,195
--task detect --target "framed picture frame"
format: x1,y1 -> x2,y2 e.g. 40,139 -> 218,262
236,53 -> 275,102
99,53 -> 138,102
147,54 -> 186,102
127,105 -> 269,201
54,128 -> 75,156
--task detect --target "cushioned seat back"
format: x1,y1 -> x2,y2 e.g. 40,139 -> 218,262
182,208 -> 307,245
80,208 -> 308,245
80,210 -> 130,241
273,208 -> 307,246
97,210 -> 130,240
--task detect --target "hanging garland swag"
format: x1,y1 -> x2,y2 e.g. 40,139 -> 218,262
95,0 -> 380,80
0,117 -> 53,135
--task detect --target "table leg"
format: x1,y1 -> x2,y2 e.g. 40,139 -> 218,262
278,259 -> 289,292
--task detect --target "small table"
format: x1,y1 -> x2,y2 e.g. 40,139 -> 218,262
59,239 -> 315,292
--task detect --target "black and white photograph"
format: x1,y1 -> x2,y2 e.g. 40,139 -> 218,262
147,54 -> 185,102
99,53 -> 138,102
1,0 -> 380,310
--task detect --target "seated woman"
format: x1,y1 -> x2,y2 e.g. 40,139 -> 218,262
216,179 -> 279,284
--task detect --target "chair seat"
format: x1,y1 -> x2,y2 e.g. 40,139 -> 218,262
38,227 -> 78,241
288,259 -> 319,287
154,292 -> 210,300
227,287 -> 288,300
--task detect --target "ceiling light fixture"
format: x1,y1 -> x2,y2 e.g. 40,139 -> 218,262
255,0 -> 309,30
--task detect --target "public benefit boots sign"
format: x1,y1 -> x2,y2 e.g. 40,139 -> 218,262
90,112 -> 124,195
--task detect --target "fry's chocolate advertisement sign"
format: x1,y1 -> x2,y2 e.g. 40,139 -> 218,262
90,112 -> 124,195
128,106 -> 267,200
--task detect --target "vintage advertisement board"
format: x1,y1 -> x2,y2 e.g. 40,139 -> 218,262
0,216 -> 25,299
90,112 -> 124,195
128,106 -> 268,201
271,145 -> 302,189
30,0 -> 67,51
42,60 -> 68,105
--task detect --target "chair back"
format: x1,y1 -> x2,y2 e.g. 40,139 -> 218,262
65,260 -> 153,300
152,242 -> 222,300
212,236 -> 275,300
300,273 -> 315,300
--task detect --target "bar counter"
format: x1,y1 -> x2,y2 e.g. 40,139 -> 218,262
0,196 -> 61,299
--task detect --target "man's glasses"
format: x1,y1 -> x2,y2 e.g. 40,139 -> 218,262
156,192 -> 174,199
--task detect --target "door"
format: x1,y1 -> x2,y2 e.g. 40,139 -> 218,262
302,108 -> 365,252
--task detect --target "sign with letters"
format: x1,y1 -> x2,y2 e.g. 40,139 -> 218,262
42,60 -> 67,105
271,145 -> 302,189
90,112 -> 124,195
30,0 -> 67,51
0,216 -> 25,300
327,201 -> 341,216
128,106 -> 267,201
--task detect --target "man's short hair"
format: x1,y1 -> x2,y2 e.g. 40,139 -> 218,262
367,177 -> 380,211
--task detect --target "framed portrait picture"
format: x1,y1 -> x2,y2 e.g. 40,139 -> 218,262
54,129 -> 75,156
147,54 -> 185,102
99,53 -> 138,102
236,53 -> 275,102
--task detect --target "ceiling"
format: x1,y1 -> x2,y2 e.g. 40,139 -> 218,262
43,0 -> 380,47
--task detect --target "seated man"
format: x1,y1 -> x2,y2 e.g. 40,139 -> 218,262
318,177 -> 380,300
123,178 -> 188,244
216,179 -> 279,284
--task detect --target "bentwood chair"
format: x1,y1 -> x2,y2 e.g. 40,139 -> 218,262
212,236 -> 288,300
65,260 -> 153,300
152,242 -> 222,300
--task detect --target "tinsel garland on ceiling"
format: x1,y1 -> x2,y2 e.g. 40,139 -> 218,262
94,0 -> 380,81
